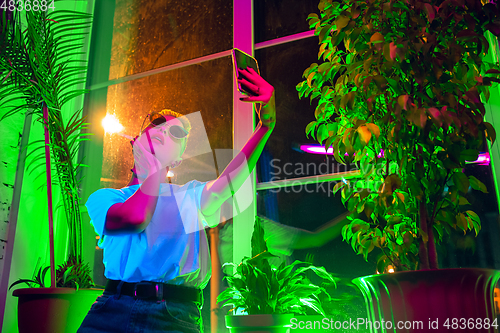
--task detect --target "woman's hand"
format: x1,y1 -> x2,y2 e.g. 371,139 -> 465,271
132,137 -> 164,181
238,67 -> 276,130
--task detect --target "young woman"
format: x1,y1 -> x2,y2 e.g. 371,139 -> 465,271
78,68 -> 275,333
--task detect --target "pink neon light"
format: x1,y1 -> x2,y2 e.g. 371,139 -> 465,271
475,153 -> 490,165
254,30 -> 315,50
301,145 -> 334,154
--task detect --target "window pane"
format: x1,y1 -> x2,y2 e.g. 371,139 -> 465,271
256,37 -> 336,183
254,0 -> 318,43
255,187 -> 372,320
440,162 -> 500,269
256,186 -> 375,270
256,39 -> 500,272
101,56 -> 233,189
110,0 -> 233,80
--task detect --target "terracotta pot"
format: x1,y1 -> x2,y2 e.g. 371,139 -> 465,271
12,287 -> 104,333
13,287 -> 75,333
225,314 -> 294,333
353,268 -> 500,333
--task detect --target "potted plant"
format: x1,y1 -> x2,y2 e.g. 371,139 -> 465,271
298,0 -> 500,330
217,217 -> 338,333
0,6 -> 99,333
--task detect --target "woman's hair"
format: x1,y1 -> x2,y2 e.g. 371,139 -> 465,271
142,109 -> 192,134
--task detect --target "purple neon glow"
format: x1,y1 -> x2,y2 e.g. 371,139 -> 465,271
299,144 -> 490,165
299,144 -> 384,157
476,152 -> 491,165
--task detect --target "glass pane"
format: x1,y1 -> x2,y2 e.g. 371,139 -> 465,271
256,37 -> 338,183
254,0 -> 318,43
255,188 -> 372,320
110,0 -> 233,80
440,162 -> 500,269
256,38 -> 500,272
256,187 -> 374,273
101,56 -> 233,189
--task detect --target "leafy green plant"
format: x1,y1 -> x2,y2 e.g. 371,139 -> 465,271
298,0 -> 500,271
1,6 -> 93,287
55,255 -> 94,289
217,218 -> 338,316
8,266 -> 51,290
9,260 -> 93,291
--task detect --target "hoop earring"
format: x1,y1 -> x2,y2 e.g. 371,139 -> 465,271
170,160 -> 182,169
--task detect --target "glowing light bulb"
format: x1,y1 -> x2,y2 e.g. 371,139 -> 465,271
167,171 -> 174,177
102,114 -> 124,134
102,114 -> 133,139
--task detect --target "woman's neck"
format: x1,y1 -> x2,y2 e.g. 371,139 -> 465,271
127,173 -> 170,186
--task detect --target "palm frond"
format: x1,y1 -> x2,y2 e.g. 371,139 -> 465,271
1,3 -> 93,281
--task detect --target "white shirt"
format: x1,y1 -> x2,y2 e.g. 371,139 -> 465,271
86,180 -> 219,289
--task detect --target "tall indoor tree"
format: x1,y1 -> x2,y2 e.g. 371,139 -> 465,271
298,0 -> 500,271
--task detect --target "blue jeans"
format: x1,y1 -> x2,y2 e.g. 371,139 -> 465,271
77,290 -> 203,333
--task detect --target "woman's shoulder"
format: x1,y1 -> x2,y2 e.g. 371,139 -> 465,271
90,185 -> 139,198
173,179 -> 209,190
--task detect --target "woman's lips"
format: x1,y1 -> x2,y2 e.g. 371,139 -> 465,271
152,135 -> 164,145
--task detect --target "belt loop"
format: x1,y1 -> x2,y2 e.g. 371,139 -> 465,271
115,280 -> 125,300
157,283 -> 164,303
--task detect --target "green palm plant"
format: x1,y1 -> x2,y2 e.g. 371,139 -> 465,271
1,6 -> 93,288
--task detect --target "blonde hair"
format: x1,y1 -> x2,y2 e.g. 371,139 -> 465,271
158,109 -> 192,133
140,109 -> 192,135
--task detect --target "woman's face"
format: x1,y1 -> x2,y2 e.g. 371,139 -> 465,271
137,116 -> 187,167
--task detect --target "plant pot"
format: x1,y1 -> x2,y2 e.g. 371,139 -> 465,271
13,287 -> 75,333
225,314 -> 294,333
353,268 -> 500,333
12,287 -> 104,333
65,288 -> 105,333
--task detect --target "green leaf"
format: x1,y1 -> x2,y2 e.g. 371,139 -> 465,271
376,255 -> 388,274
460,149 -> 479,163
465,210 -> 481,236
435,209 -> 455,225
317,124 -> 329,144
333,181 -> 346,195
469,176 -> 488,193
458,196 -> 470,206
334,15 -> 350,31
9,279 -> 38,290
484,122 -> 496,144
453,172 -> 470,194
319,26 -> 331,43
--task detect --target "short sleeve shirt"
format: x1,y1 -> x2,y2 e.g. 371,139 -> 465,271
86,180 -> 219,289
